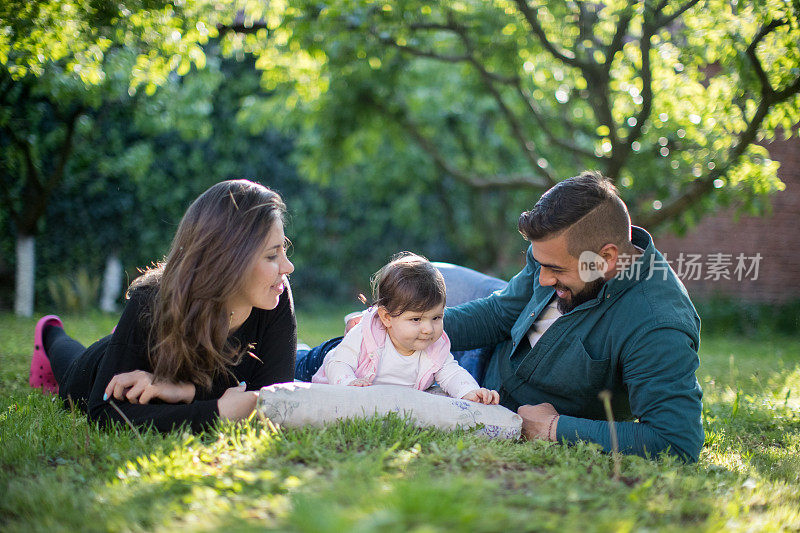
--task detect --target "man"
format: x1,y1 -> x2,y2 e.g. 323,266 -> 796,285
444,171 -> 703,461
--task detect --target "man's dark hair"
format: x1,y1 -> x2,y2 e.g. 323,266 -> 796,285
518,171 -> 631,257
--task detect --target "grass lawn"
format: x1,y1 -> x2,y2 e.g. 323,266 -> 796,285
1,309 -> 799,531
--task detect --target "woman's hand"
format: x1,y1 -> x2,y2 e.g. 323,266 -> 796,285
461,388 -> 500,405
348,378 -> 372,387
217,382 -> 259,421
104,370 -> 195,404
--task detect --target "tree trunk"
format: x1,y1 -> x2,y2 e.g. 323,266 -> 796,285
14,232 -> 35,317
100,254 -> 123,313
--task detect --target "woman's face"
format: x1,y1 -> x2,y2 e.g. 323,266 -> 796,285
236,220 -> 294,311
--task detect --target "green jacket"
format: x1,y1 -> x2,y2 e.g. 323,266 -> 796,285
445,227 -> 704,461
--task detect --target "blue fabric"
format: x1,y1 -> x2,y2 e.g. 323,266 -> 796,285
431,262 -> 507,306
434,262 -> 507,383
295,336 -> 343,382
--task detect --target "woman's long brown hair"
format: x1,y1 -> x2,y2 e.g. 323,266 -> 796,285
129,180 -> 286,390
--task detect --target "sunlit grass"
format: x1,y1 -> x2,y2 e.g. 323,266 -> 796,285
1,312 -> 799,531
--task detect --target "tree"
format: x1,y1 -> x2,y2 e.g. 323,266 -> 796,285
0,0 -> 218,314
235,0 -> 800,270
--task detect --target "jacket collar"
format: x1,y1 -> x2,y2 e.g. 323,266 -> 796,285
598,225 -> 655,300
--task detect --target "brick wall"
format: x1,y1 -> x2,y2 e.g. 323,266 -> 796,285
652,137 -> 800,303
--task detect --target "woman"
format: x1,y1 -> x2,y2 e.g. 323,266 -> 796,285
29,180 -> 297,432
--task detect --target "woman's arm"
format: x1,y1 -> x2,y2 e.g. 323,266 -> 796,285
104,370 -> 195,404
86,289 -> 222,432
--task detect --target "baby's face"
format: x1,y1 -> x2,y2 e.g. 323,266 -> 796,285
380,303 -> 445,356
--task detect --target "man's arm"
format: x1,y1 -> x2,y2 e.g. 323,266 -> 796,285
553,325 -> 704,462
444,246 -> 537,351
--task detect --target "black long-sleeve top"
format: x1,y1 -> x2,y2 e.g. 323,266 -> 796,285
59,283 -> 296,432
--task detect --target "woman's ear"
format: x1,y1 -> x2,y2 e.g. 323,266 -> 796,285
376,306 -> 393,329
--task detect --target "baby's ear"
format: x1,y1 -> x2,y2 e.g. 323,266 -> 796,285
376,306 -> 393,328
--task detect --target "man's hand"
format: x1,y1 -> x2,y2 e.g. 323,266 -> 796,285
461,388 -> 500,405
518,403 -> 560,441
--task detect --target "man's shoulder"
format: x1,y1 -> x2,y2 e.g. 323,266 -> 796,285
617,272 -> 700,332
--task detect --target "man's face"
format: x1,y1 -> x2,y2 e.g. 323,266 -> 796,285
531,233 -> 605,313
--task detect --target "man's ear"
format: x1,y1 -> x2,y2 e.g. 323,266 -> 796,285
599,243 -> 619,279
376,306 -> 393,329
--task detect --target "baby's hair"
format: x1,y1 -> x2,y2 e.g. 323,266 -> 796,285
370,252 -> 446,317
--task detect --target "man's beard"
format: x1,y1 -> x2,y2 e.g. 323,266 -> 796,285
556,277 -> 606,313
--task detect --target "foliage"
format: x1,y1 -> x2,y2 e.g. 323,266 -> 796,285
5,1 -> 800,305
46,269 -> 100,314
0,0 -> 219,234
0,46 -> 472,310
1,312 -> 799,530
0,0 -> 237,315
232,0 -> 800,253
695,297 -> 800,337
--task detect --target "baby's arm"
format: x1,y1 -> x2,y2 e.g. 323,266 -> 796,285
462,388 -> 500,405
324,324 -> 366,386
434,353 -> 485,400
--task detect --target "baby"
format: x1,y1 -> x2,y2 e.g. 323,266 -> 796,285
312,252 -> 499,404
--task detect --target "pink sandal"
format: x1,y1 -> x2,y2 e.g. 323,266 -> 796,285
29,315 -> 63,394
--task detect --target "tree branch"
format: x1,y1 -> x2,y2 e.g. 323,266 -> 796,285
216,21 -> 269,38
608,20 -> 655,179
372,26 -> 519,84
774,74 -> 800,101
372,32 -> 471,63
513,0 -> 582,67
3,128 -> 41,231
3,104 -> 84,232
605,10 -> 633,69
368,12 -> 598,176
513,84 -> 598,160
0,67 -> 17,106
2,124 -> 41,191
654,0 -> 701,28
47,106 -> 84,191
375,101 -> 549,189
583,66 -> 618,148
637,73 -> 799,227
745,19 -> 789,96
637,13 -> 800,227
0,167 -> 19,222
407,22 -> 456,32
449,24 -> 557,185
369,19 -> 555,183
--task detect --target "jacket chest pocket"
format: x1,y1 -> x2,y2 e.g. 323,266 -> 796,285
521,336 -> 611,398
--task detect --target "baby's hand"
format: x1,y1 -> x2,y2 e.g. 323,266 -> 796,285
462,388 -> 500,405
348,378 -> 372,387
